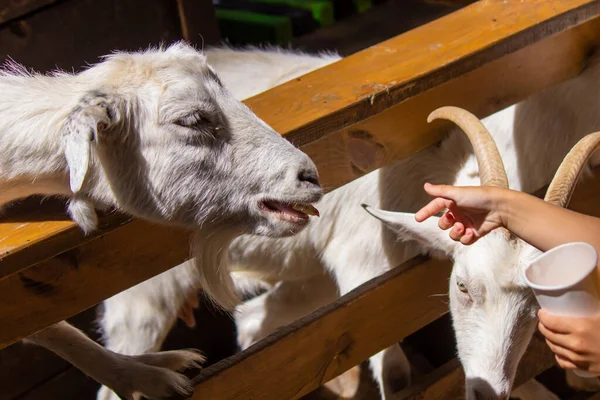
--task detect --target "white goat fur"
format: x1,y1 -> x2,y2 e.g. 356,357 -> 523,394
100,51 -> 600,399
0,42 -> 324,400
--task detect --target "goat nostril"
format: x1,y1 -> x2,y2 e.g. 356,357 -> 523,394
298,169 -> 320,187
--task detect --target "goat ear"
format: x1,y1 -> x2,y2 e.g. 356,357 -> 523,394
63,91 -> 122,193
362,204 -> 457,256
62,91 -> 122,234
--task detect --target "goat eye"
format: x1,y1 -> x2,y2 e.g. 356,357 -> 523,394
174,113 -> 211,130
457,281 -> 469,294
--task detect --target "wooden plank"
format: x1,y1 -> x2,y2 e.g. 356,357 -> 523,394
176,0 -> 220,46
2,1 -> 600,348
246,0 -> 600,146
396,334 -> 555,399
0,0 -> 60,25
186,169 -> 600,400
189,257 -> 452,400
0,220 -> 192,348
0,0 -> 182,73
0,200 -> 131,282
2,0 -> 600,282
292,0 -> 462,56
18,366 -> 100,400
298,18 -> 600,190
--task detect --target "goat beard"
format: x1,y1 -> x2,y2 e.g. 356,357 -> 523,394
192,225 -> 243,312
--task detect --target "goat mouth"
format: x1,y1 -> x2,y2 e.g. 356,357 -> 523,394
259,200 -> 320,223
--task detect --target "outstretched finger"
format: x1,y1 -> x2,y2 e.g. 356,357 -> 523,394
423,182 -> 459,199
415,197 -> 454,222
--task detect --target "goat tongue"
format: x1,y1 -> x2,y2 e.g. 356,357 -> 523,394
291,203 -> 320,217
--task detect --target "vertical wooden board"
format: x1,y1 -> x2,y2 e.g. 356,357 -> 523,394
0,0 -> 182,73
176,0 -> 220,46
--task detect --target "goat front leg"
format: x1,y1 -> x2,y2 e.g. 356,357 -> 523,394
25,321 -> 204,400
97,261 -> 201,400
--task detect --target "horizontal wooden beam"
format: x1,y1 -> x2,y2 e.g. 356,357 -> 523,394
396,333 -> 555,399
186,169 -> 600,399
300,18 -> 600,191
248,0 -> 600,146
189,257 -> 452,400
2,0 -> 600,278
2,0 -> 600,347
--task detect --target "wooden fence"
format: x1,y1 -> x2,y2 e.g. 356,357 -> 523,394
2,0 -> 600,398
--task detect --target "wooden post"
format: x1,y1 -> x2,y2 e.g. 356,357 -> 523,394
176,0 -> 221,46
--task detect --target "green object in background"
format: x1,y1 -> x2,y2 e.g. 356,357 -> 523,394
320,0 -> 372,20
215,9 -> 293,45
353,0 -> 372,12
248,0 -> 335,27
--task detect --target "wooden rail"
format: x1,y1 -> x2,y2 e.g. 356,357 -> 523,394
1,0 -> 600,350
2,0 -> 600,399
396,333 -> 556,399
186,169 -> 600,399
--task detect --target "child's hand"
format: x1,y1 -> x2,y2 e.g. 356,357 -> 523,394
415,183 -> 507,245
538,309 -> 600,376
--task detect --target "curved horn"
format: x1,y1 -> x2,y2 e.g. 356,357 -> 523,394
544,131 -> 600,207
428,106 -> 509,188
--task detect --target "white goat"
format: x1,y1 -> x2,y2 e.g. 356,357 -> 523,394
366,119 -> 600,400
0,42 -> 323,399
98,50 -> 600,399
366,110 -> 600,398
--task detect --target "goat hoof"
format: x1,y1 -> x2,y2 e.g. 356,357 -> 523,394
97,349 -> 205,400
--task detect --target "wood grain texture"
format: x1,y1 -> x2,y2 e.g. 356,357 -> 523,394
186,168 -> 600,400
396,334 -> 555,400
0,220 -> 192,348
189,257 -> 453,400
0,0 -> 182,73
300,19 -> 600,191
246,0 -> 600,145
2,0 -> 600,281
176,0 -> 220,46
2,0 -> 600,349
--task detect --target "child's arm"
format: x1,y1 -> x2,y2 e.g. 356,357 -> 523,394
415,182 -> 600,255
416,182 -> 600,375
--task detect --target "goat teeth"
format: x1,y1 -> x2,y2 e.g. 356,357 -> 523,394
292,203 -> 320,217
